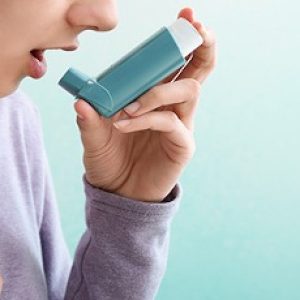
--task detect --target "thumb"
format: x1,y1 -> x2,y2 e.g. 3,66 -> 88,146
74,99 -> 111,153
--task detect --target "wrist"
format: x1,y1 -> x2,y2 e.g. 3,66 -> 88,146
84,174 -> 176,203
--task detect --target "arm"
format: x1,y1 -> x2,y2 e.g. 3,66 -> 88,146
41,8 -> 215,300
64,175 -> 181,300
67,9 -> 215,299
34,103 -> 180,300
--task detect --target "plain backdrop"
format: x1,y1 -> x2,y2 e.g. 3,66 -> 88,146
22,0 -> 300,299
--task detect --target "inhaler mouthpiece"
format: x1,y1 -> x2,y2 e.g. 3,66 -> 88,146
58,68 -> 90,96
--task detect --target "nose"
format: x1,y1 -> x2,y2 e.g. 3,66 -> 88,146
66,0 -> 119,33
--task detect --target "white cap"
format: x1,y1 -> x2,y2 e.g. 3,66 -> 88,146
168,18 -> 203,57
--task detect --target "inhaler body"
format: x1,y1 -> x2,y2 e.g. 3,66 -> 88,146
59,18 -> 203,118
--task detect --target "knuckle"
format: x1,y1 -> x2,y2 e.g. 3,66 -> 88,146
143,113 -> 152,125
203,28 -> 217,49
207,52 -> 217,71
211,56 -> 217,69
209,58 -> 217,71
150,85 -> 163,99
181,135 -> 197,162
210,51 -> 218,70
166,111 -> 180,125
187,78 -> 201,100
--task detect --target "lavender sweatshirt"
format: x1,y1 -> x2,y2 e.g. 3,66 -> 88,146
0,89 -> 182,300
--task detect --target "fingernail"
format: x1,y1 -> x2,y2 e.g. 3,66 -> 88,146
124,102 -> 141,114
113,119 -> 131,128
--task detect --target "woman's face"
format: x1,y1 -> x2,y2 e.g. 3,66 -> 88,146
0,0 -> 118,97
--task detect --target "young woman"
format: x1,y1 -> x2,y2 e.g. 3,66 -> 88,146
0,1 -> 216,299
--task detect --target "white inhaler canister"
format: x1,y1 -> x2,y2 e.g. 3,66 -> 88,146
58,18 -> 203,118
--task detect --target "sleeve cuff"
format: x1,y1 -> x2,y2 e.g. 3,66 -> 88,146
82,174 -> 182,223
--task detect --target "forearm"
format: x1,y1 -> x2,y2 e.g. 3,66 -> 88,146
64,174 -> 181,300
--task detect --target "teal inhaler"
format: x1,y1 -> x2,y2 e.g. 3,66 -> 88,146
58,18 -> 203,118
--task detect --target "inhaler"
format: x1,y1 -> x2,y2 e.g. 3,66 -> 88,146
58,18 -> 203,118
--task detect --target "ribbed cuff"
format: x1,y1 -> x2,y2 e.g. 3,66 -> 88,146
82,174 -> 182,223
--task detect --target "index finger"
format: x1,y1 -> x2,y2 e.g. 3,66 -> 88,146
162,21 -> 217,84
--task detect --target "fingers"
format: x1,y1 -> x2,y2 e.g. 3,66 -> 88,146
113,110 -> 195,152
178,21 -> 217,83
193,22 -> 217,66
159,7 -> 217,87
195,22 -> 215,48
74,99 -> 112,154
177,7 -> 195,23
160,22 -> 216,86
159,7 -> 196,85
123,78 -> 201,130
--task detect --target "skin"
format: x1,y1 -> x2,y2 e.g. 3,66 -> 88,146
0,0 -> 118,97
0,1 -> 216,291
75,8 -> 217,202
0,1 -> 216,205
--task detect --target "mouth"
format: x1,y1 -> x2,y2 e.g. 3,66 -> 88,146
29,49 -> 47,79
30,49 -> 46,62
28,44 -> 78,79
30,44 -> 79,60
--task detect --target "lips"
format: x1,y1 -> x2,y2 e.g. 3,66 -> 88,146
28,49 -> 47,79
27,44 -> 78,79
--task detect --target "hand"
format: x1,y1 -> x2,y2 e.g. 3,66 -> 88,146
74,7 -> 216,202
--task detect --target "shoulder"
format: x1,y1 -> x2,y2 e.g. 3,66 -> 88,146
1,88 -> 43,132
0,88 -> 45,153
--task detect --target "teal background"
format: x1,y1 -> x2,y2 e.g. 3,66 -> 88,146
22,0 -> 300,299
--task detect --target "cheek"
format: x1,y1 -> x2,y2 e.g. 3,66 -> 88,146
4,1 -> 66,49
0,11 -> 37,54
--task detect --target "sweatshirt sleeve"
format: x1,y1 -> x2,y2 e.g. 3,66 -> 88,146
64,174 -> 182,300
17,89 -> 181,300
